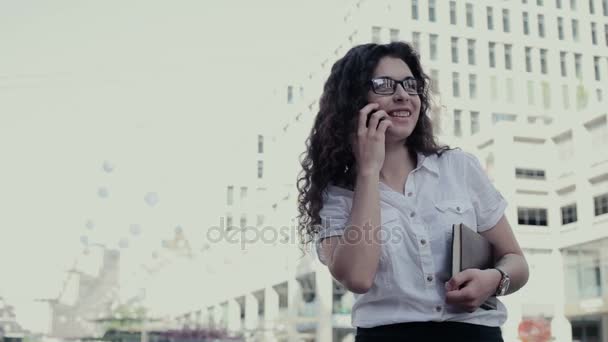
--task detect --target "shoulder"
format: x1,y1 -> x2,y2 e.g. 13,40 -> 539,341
322,184 -> 354,206
434,148 -> 480,168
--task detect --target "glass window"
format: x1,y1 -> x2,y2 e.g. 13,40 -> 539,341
466,3 -> 474,27
557,0 -> 563,8
561,203 -> 578,225
258,135 -> 264,153
563,84 -> 571,109
227,186 -> 234,205
452,72 -> 460,97
523,12 -> 530,35
515,168 -> 546,179
489,42 -> 496,68
592,22 -> 598,45
287,85 -> 294,103
540,49 -> 548,74
507,78 -> 515,102
542,81 -> 551,108
571,0 -> 578,10
517,207 -> 548,226
594,56 -> 601,80
560,52 -> 568,76
594,193 -> 608,216
412,0 -> 419,20
454,110 -> 462,137
572,19 -> 580,41
431,69 -> 440,94
470,111 -> 480,134
538,14 -> 545,37
429,0 -> 436,22
469,74 -> 477,98
502,9 -> 511,32
451,37 -> 459,63
505,44 -> 513,70
590,0 -> 596,13
575,53 -> 583,78
487,6 -> 494,30
467,39 -> 476,65
558,17 -> 565,40
430,34 -> 438,60
450,1 -> 457,25
526,47 -> 533,72
390,28 -> 400,42
490,75 -> 498,100
257,160 -> 263,178
412,32 -> 421,52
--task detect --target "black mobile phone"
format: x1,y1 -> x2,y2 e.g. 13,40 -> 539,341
366,110 -> 386,128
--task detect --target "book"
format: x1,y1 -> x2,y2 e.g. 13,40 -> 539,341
451,223 -> 498,310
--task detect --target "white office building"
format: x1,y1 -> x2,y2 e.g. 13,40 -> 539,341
174,0 -> 608,341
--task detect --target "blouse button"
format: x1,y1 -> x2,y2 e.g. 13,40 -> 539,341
456,206 -> 461,212
435,306 -> 442,312
420,239 -> 427,245
427,275 -> 434,282
410,212 -> 416,218
407,192 -> 413,197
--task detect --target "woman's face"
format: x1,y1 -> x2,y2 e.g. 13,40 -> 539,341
366,56 -> 421,141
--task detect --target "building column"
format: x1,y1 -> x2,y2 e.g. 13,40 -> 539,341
244,293 -> 258,333
287,277 -> 300,342
316,269 -> 333,342
551,249 -> 573,342
501,296 -> 522,342
227,299 -> 241,334
262,286 -> 279,342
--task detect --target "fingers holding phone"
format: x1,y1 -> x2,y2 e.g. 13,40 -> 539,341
353,103 -> 392,175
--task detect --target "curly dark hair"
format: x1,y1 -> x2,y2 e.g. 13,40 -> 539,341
296,41 -> 450,251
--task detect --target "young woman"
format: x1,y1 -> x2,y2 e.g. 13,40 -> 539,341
296,42 -> 529,341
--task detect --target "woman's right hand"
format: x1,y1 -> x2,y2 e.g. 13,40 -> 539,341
352,103 -> 392,176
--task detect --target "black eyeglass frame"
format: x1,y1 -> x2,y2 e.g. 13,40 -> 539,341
369,76 -> 423,95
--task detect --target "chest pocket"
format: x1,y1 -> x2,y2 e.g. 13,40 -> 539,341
431,198 -> 476,235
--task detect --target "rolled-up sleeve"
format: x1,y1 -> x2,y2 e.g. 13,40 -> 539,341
315,186 -> 352,265
463,152 -> 508,232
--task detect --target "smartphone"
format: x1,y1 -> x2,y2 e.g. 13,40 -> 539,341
366,110 -> 386,128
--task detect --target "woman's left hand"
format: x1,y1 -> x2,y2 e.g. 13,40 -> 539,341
444,269 -> 502,312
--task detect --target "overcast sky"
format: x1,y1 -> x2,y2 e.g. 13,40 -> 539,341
0,0 -> 350,331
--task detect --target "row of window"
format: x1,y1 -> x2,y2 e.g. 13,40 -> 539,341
526,0 -> 608,15
412,0 -> 608,29
437,69 -> 603,110
518,193 -> 608,226
224,214 -> 266,230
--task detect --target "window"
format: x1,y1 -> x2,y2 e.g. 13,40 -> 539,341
523,12 -> 530,35
515,168 -> 546,179
525,47 -> 533,72
227,186 -> 234,205
489,42 -> 496,68
226,214 -> 233,230
257,160 -> 263,178
493,112 -> 517,124
430,34 -> 438,60
571,0 -> 578,10
540,49 -> 548,74
240,186 -> 248,201
470,111 -> 480,134
466,3 -> 474,27
240,215 -> 247,229
372,26 -> 381,43
389,28 -> 400,42
560,51 -> 568,76
542,81 -> 551,108
507,78 -> 515,103
450,1 -> 457,25
557,0 -> 563,8
538,0 -> 544,4
563,84 -> 570,108
287,86 -> 293,103
487,6 -> 494,30
505,44 -> 513,70
412,32 -> 421,52
592,22 -> 598,45
502,9 -> 510,32
454,110 -> 462,137
452,72 -> 460,97
431,69 -> 440,94
429,0 -> 436,22
605,24 -> 608,46
594,56 -> 601,80
597,88 -> 604,102
587,116 -> 608,146
467,39 -> 476,65
490,75 -> 498,100
517,207 -> 548,226
258,135 -> 264,153
561,203 -> 578,224
256,215 -> 265,227
528,80 -> 536,105
555,132 -> 574,161
412,0 -> 419,19
603,0 -> 608,15
538,14 -> 545,37
558,17 -> 565,40
469,74 -> 477,98
451,37 -> 459,63
594,193 -> 608,216
590,0 -> 596,13
572,19 -> 579,41
575,53 -> 583,78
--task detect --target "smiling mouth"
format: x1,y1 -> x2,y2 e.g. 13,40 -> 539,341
389,110 -> 412,117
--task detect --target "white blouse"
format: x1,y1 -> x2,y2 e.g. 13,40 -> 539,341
315,149 -> 508,328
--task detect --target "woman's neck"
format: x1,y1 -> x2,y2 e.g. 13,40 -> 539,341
379,143 -> 417,188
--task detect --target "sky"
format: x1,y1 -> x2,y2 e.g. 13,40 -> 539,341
0,0 -> 350,331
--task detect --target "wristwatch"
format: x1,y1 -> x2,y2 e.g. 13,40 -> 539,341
494,267 -> 510,296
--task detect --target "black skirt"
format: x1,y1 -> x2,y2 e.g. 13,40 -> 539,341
355,321 -> 504,342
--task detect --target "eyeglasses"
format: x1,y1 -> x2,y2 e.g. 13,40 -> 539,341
370,77 -> 422,95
